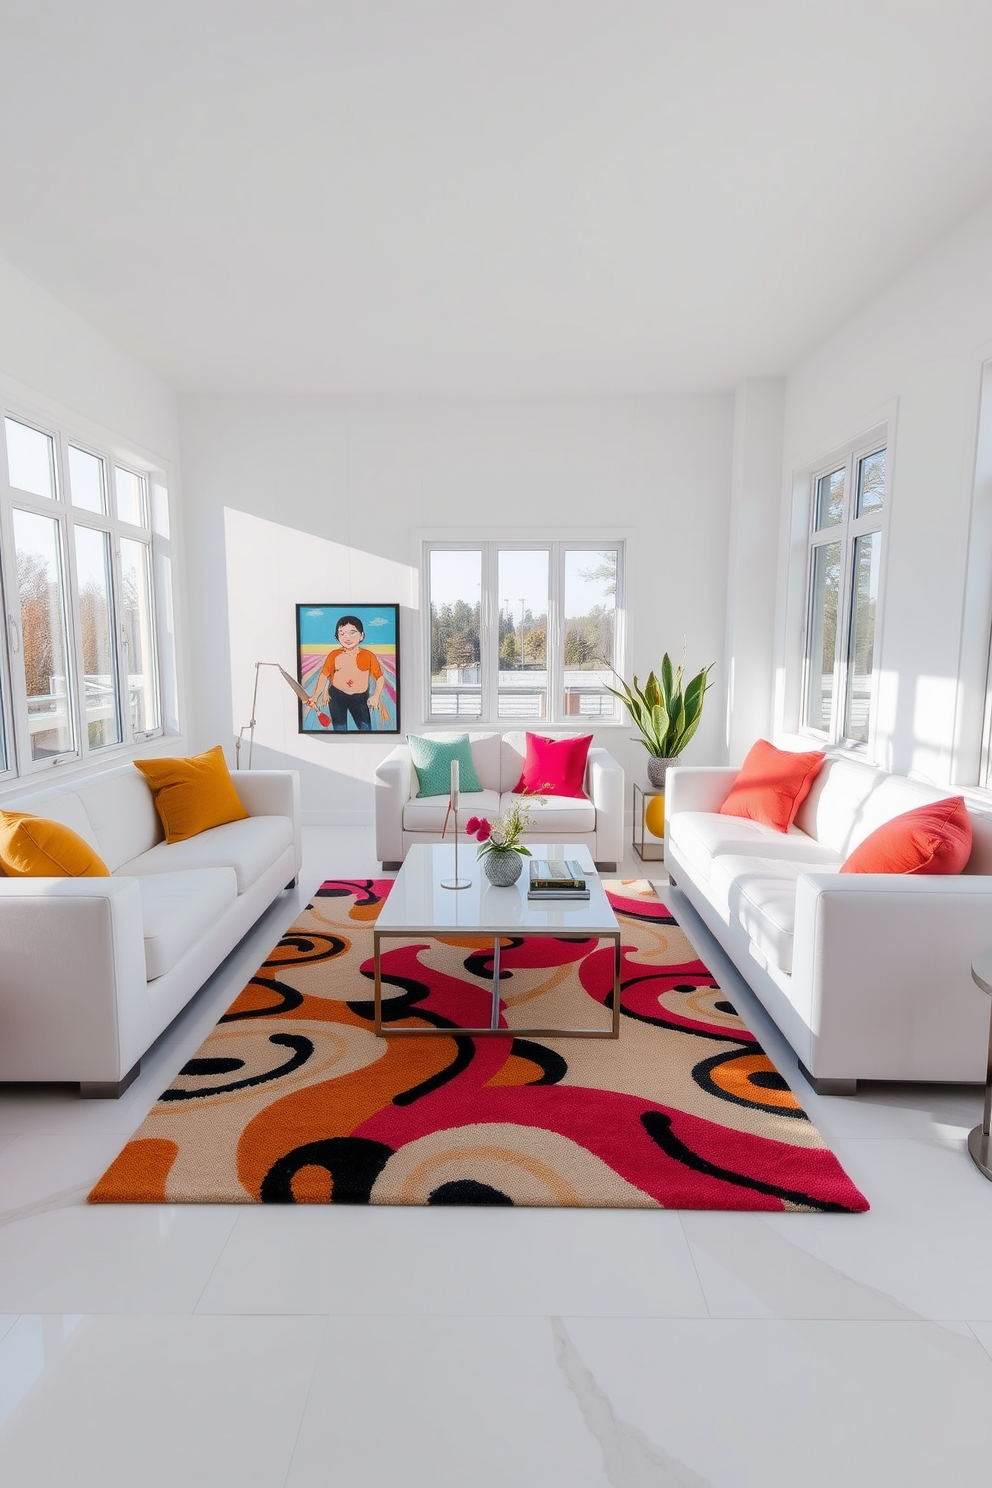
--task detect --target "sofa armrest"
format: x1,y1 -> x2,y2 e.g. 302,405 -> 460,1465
375,745 -> 414,864
586,747 -> 624,866
664,765 -> 739,815
231,768 -> 302,877
792,872 -> 992,1079
0,877 -> 151,1084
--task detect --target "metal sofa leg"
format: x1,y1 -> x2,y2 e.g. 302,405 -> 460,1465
381,862 -> 402,872
798,1059 -> 857,1097
286,876 -> 299,890
80,1060 -> 141,1099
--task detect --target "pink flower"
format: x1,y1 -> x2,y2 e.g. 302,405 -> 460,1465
475,819 -> 492,842
465,816 -> 480,834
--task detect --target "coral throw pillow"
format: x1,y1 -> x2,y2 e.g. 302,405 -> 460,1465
0,811 -> 109,877
840,796 -> 972,875
719,738 -> 826,832
514,733 -> 592,798
134,744 -> 249,843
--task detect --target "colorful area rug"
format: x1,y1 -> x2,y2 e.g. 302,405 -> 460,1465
89,879 -> 868,1211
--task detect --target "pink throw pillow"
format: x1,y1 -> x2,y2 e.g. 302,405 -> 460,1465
840,796 -> 972,875
514,733 -> 592,798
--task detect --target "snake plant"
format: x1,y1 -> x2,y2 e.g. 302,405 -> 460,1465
605,652 -> 713,758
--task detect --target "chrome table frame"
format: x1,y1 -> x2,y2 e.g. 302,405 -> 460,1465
969,950 -> 992,1180
372,844 -> 622,1040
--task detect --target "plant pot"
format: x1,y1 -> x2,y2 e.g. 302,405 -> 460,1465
646,755 -> 678,790
483,850 -> 523,886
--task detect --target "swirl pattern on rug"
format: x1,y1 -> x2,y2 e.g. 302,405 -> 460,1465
89,879 -> 868,1211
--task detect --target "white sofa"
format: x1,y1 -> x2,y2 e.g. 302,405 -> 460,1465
664,755 -> 992,1094
0,762 -> 301,1097
375,730 -> 624,871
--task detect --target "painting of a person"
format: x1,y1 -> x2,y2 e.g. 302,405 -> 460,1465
311,614 -> 389,731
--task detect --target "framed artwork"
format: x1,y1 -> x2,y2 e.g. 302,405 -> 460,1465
295,604 -> 400,735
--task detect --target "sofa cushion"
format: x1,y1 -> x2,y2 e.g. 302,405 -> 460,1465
668,810 -> 840,884
408,733 -> 482,797
120,815 -> 293,894
840,796 -> 973,875
719,739 -> 826,831
0,812 -> 109,877
499,791 -> 596,834
513,732 -> 592,797
500,731 -> 592,793
403,789 -> 500,832
793,755 -> 951,856
402,732 -> 502,792
73,767 -> 163,870
0,785 -> 107,855
134,745 -> 249,843
709,854 -> 843,976
136,866 -> 238,980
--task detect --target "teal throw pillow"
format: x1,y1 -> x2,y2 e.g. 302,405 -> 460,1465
407,734 -> 483,798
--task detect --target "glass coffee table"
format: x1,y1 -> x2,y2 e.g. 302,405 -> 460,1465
373,843 -> 622,1039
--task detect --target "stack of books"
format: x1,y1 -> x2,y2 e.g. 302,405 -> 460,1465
527,858 -> 590,901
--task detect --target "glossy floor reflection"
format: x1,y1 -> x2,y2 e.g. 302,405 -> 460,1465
0,824 -> 990,1486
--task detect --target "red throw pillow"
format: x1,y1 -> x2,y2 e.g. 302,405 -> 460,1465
514,733 -> 592,798
718,738 -> 826,832
840,796 -> 972,875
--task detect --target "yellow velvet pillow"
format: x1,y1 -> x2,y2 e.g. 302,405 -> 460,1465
0,811 -> 110,877
133,745 -> 249,844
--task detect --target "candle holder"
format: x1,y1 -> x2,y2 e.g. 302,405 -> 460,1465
440,800 -> 471,889
441,758 -> 471,889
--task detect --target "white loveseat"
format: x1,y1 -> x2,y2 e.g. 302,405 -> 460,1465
375,730 -> 624,871
664,756 -> 992,1094
0,762 -> 301,1097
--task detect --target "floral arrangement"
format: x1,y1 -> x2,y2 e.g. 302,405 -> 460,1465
466,793 -> 543,858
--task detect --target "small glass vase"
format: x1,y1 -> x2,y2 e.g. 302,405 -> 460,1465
483,850 -> 523,886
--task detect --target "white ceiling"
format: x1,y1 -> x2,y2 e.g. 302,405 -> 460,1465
2,1 -> 992,396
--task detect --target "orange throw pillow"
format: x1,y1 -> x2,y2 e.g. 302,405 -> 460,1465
0,811 -> 109,877
134,744 -> 248,844
719,738 -> 826,832
840,796 -> 972,875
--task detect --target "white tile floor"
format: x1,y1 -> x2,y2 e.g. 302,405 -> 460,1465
1,824 -> 991,1486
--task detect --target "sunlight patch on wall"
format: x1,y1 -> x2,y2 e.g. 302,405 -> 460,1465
910,673 -> 957,784
224,508 -> 416,773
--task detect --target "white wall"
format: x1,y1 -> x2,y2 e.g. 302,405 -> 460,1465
0,257 -> 180,465
774,193 -> 992,786
724,378 -> 786,764
179,393 -> 734,819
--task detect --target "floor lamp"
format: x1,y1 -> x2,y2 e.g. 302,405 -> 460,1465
236,660 -> 321,769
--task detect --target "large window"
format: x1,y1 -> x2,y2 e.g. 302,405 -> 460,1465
0,405 -> 171,777
425,540 -> 623,724
802,440 -> 886,746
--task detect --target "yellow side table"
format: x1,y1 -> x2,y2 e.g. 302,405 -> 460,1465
632,782 -> 665,862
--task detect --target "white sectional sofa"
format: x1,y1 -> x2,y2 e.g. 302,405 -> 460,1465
375,730 -> 624,871
665,756 -> 992,1093
0,762 -> 301,1097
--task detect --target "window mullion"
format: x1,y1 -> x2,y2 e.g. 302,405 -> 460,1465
481,542 -> 498,721
59,432 -> 94,761
548,543 -> 563,723
833,454 -> 859,742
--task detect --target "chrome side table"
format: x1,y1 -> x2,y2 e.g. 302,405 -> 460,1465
632,782 -> 665,862
969,950 -> 992,1181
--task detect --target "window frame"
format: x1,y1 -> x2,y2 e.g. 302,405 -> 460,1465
422,536 -> 627,727
799,429 -> 889,751
0,395 -> 174,781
